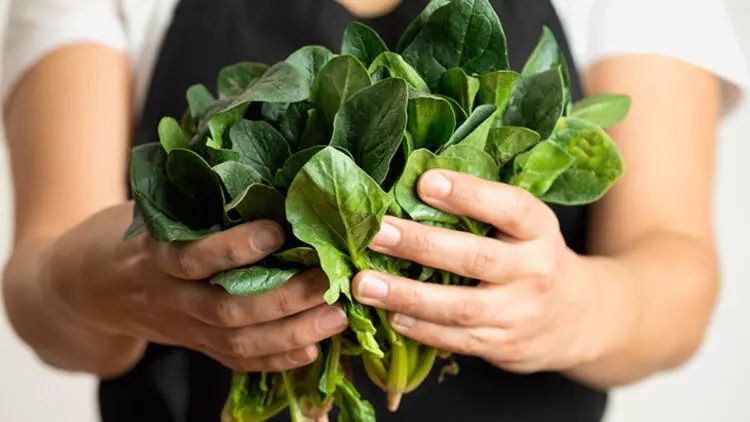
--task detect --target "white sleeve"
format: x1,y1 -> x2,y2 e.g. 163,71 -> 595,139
553,0 -> 749,113
1,0 -> 128,104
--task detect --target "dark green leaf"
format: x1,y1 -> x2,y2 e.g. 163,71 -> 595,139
261,101 -> 313,146
485,126 -> 541,164
509,140 -> 574,196
523,27 -> 570,91
395,147 -> 496,224
400,0 -> 509,89
273,247 -> 320,267
229,120 -> 291,181
186,84 -> 215,119
330,78 -> 408,184
368,52 -> 430,92
407,92 -> 456,151
201,146 -> 241,166
212,161 -> 266,198
503,67 -> 565,140
217,62 -> 269,98
476,70 -> 520,115
158,117 -> 189,153
211,266 -> 299,296
439,68 -> 480,113
540,117 -> 624,204
571,94 -> 631,128
440,104 -> 496,151
285,45 -> 335,86
310,55 -> 372,124
225,184 -> 286,224
129,144 -> 214,241
298,108 -> 330,149
165,148 -> 225,228
335,377 -> 376,422
395,0 -> 451,52
342,22 -> 388,67
286,147 -> 392,303
273,146 -> 326,189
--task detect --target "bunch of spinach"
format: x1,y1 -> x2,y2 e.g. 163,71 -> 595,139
127,1 -> 629,421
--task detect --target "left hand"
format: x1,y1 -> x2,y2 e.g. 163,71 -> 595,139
352,170 -> 601,373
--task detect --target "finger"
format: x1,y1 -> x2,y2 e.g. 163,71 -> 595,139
208,344 -> 319,372
389,314 -> 507,358
417,170 -> 557,240
352,271 -> 501,326
169,269 -> 329,327
197,304 -> 347,358
369,217 -> 519,282
150,219 -> 284,280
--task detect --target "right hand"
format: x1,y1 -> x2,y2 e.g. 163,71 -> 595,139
47,203 -> 347,374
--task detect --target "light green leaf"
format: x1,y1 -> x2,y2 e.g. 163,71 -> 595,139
217,62 -> 269,98
342,22 -> 388,67
273,247 -> 320,267
158,117 -> 188,153
211,267 -> 299,296
571,94 -> 631,128
485,126 -> 541,164
285,45 -> 335,86
368,52 -> 430,92
476,70 -> 520,116
439,67 -> 480,113
310,55 -> 372,123
440,104 -> 496,152
407,92 -> 456,151
509,140 -> 574,196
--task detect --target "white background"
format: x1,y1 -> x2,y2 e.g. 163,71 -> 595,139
0,1 -> 748,421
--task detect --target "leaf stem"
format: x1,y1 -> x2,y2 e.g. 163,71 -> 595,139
405,346 -> 438,393
281,371 -> 305,422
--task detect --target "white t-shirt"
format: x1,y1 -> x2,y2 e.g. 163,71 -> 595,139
2,0 -> 747,114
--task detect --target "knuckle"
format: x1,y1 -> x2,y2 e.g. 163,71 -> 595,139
285,327 -> 308,349
397,286 -> 424,315
273,288 -> 293,317
212,297 -> 244,327
226,331 -> 257,359
171,246 -> 204,279
464,329 -> 494,355
219,244 -> 247,268
410,230 -> 434,257
455,297 -> 487,325
505,187 -> 535,230
463,244 -> 500,279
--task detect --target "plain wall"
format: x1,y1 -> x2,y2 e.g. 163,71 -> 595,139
0,1 -> 748,421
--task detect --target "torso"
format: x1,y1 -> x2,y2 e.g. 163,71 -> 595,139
102,1 -> 603,421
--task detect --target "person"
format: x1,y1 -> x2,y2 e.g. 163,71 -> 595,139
1,0 -> 746,421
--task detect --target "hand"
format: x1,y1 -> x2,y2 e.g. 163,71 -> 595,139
48,204 -> 348,373
353,170 -> 600,373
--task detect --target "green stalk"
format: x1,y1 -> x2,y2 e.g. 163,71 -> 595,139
405,346 -> 438,393
362,352 -> 387,390
325,335 -> 342,396
281,371 -> 305,422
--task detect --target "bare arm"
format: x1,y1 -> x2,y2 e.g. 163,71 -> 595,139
2,45 -> 346,377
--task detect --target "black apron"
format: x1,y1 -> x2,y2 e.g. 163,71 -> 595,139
104,1 -> 603,421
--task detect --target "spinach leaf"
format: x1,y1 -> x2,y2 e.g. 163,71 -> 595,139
225,184 -> 286,224
335,377 -> 376,422
261,101 -> 312,146
273,247 -> 320,267
285,45 -> 335,86
311,55 -> 372,124
509,140 -> 574,196
485,126 -> 541,165
395,0 -> 451,52
571,94 -> 631,128
212,161 -> 266,198
476,70 -> 520,116
395,147 -> 496,225
186,84 -> 215,119
298,108 -> 330,149
158,117 -> 189,153
348,302 -> 385,358
129,144 -> 215,241
211,267 -> 299,296
400,0 -> 509,89
439,68 -> 480,113
286,147 -> 392,303
440,104 -> 496,151
229,120 -> 291,182
342,22 -> 389,68
165,148 -> 226,228
368,52 -> 430,92
540,117 -> 624,204
273,146 -> 327,189
503,67 -> 565,140
407,92 -> 456,151
330,78 -> 408,184
217,62 -> 269,98
523,27 -> 570,100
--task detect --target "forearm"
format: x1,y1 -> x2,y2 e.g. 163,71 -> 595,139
566,231 -> 718,388
2,226 -> 146,377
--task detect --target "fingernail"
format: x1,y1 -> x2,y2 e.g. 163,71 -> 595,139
371,221 -> 400,248
392,313 -> 417,328
357,273 -> 388,299
317,307 -> 347,332
288,345 -> 316,365
420,171 -> 452,199
252,226 -> 283,252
